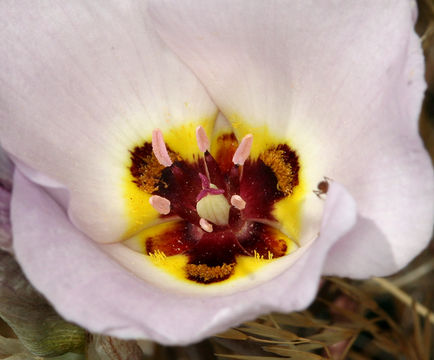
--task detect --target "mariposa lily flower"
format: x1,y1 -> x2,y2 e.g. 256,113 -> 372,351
0,0 -> 433,345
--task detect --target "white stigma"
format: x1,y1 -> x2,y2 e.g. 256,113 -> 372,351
196,125 -> 210,153
152,129 -> 173,167
230,195 -> 246,210
149,195 -> 171,215
200,218 -> 213,233
232,134 -> 253,166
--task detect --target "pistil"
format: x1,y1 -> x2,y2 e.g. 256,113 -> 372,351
196,187 -> 231,226
196,173 -> 225,201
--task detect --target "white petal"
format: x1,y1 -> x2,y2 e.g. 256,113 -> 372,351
149,0 -> 433,275
0,0 -> 217,243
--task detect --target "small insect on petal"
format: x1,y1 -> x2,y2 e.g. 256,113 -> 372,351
232,134 -> 253,166
314,177 -> 331,198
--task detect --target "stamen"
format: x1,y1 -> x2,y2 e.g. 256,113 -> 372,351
149,195 -> 171,215
230,195 -> 246,210
200,218 -> 213,233
152,129 -> 173,167
232,134 -> 253,166
196,126 -> 210,153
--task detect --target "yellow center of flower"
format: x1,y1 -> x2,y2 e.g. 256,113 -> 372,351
122,121 -> 308,286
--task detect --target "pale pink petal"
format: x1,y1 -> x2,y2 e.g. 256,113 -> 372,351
149,0 -> 433,276
12,169 -> 356,345
0,0 -> 217,243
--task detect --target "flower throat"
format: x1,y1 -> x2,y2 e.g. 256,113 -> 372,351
129,126 -> 300,284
